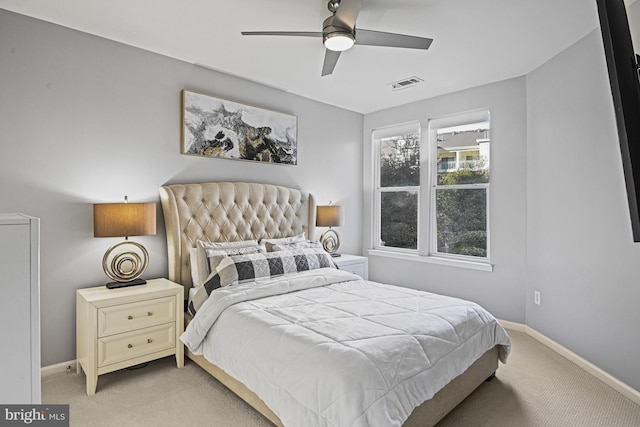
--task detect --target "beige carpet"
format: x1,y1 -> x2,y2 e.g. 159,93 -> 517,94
42,330 -> 640,426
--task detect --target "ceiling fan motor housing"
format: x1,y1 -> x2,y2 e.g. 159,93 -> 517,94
323,15 -> 355,51
323,15 -> 353,36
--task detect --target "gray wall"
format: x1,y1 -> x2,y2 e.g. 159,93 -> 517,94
525,1 -> 640,392
0,10 -> 364,366
362,77 -> 528,324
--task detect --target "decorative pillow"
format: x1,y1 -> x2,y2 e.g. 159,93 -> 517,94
189,247 -> 337,315
191,239 -> 264,288
267,240 -> 323,252
205,245 -> 265,274
261,233 -> 306,252
188,247 -> 338,316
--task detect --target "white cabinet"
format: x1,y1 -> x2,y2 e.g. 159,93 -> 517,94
334,254 -> 368,280
0,213 -> 40,403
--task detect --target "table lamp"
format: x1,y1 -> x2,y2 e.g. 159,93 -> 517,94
316,203 -> 342,257
93,196 -> 156,289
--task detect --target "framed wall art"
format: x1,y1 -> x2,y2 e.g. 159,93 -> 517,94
181,89 -> 297,165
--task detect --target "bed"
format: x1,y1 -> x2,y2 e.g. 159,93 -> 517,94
159,181 -> 510,427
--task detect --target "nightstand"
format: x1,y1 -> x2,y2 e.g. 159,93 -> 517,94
76,278 -> 184,395
333,254 -> 368,279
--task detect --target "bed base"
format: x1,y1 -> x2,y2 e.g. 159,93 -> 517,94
404,346 -> 499,427
184,314 -> 498,427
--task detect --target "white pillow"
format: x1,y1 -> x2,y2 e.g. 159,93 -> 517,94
189,248 -> 202,288
261,233 -> 306,252
267,240 -> 322,252
202,239 -> 262,249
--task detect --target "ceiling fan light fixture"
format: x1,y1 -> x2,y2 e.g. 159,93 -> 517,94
324,32 -> 355,51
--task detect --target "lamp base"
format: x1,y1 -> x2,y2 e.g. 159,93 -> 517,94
102,240 -> 150,285
331,253 -> 342,258
106,278 -> 147,289
319,229 -> 340,256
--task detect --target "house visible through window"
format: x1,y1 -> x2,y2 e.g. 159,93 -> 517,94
372,110 -> 491,268
432,119 -> 490,259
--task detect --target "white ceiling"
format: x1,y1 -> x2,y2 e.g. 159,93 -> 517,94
0,0 -> 629,113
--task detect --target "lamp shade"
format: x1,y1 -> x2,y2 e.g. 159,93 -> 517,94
316,205 -> 342,227
93,203 -> 156,238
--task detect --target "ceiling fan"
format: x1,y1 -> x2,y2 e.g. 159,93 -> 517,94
241,0 -> 433,76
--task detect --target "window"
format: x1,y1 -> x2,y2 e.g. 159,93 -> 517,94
372,111 -> 491,269
432,119 -> 490,259
374,123 -> 420,251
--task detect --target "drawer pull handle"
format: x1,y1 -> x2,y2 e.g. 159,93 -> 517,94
127,312 -> 153,320
127,339 -> 153,349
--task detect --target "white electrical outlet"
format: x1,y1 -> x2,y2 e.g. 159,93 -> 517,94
534,290 -> 541,306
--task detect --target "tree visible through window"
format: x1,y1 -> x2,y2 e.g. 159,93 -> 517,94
373,111 -> 491,265
378,132 -> 419,250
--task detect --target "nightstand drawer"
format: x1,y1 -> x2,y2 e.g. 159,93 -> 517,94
97,323 -> 176,367
98,296 -> 176,337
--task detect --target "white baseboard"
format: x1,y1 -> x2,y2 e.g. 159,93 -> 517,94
497,319 -> 525,332
41,360 -> 77,378
498,319 -> 640,406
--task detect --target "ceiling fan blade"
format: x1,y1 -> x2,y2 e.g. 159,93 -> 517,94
321,49 -> 342,76
241,31 -> 322,38
333,0 -> 363,30
355,29 -> 433,50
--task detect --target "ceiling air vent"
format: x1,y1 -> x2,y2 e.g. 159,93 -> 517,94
389,76 -> 423,91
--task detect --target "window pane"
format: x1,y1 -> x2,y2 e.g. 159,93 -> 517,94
379,133 -> 420,187
380,191 -> 418,249
435,189 -> 486,257
437,122 -> 489,185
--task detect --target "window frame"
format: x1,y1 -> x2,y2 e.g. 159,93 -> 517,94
373,121 -> 422,254
428,115 -> 491,262
370,110 -> 493,272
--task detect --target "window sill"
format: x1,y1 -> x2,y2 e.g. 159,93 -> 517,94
367,249 -> 494,272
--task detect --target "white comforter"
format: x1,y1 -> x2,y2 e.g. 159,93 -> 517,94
181,268 -> 511,427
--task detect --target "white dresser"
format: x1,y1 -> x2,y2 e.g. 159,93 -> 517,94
0,213 -> 41,403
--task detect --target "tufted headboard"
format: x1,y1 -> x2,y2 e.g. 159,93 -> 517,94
159,182 -> 316,292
